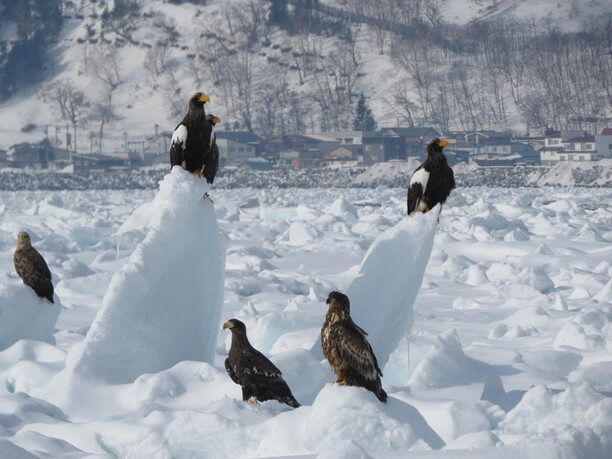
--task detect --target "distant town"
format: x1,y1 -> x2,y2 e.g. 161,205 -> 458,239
1,126 -> 611,173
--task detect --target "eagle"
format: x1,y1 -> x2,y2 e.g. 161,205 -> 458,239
169,92 -> 219,184
407,138 -> 455,215
13,232 -> 54,303
223,319 -> 300,408
321,291 -> 387,402
204,113 -> 221,184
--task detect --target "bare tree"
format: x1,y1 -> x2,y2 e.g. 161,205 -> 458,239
47,79 -> 89,153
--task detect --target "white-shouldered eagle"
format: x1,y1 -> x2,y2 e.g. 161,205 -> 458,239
169,92 -> 219,184
407,138 -> 455,216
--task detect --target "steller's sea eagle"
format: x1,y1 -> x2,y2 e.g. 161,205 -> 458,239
169,92 -> 218,184
407,138 -> 455,216
223,319 -> 300,408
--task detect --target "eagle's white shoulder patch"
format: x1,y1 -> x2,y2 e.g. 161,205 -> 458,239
209,131 -> 215,149
410,167 -> 430,191
172,125 -> 188,149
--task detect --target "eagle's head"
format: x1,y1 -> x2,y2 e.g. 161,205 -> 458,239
223,318 -> 247,335
427,138 -> 449,156
190,92 -> 210,109
16,231 -> 31,247
207,114 -> 221,126
326,291 -> 350,322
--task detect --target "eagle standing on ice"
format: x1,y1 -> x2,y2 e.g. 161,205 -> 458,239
407,138 -> 455,215
13,232 -> 54,303
223,319 -> 300,408
169,92 -> 219,184
321,291 -> 387,402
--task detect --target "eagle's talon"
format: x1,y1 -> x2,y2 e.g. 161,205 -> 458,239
337,380 -> 348,386
247,397 -> 258,405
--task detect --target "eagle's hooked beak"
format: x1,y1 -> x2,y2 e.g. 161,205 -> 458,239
438,139 -> 449,147
212,116 -> 220,124
223,321 -> 233,330
199,94 -> 210,103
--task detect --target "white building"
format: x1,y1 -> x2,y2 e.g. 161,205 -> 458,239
540,130 -> 600,164
216,138 -> 255,162
595,128 -> 612,159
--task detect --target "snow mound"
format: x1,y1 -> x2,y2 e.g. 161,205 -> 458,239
409,329 -> 490,388
327,197 -> 358,219
57,168 -> 226,384
0,281 -> 61,351
312,210 -> 438,369
500,383 -> 612,453
303,384 -> 443,453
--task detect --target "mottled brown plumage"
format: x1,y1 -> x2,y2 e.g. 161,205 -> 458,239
321,291 -> 387,402
13,232 -> 54,303
223,319 -> 300,408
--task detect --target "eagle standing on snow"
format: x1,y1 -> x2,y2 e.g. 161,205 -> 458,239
169,92 -> 219,184
407,138 -> 455,215
13,232 -> 54,303
223,319 -> 300,408
321,291 -> 387,402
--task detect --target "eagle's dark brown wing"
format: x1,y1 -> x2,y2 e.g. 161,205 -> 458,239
331,321 -> 382,381
229,347 -> 300,407
203,140 -> 219,185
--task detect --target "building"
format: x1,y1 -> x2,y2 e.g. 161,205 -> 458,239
216,137 -> 256,162
595,128 -> 612,159
5,139 -> 56,169
470,142 -> 539,166
216,131 -> 262,156
540,130 -> 600,164
72,153 -> 131,173
279,148 -> 323,168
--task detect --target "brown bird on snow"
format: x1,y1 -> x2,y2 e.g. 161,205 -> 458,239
14,232 -> 54,303
321,291 -> 387,402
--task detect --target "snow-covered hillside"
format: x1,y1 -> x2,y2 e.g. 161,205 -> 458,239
0,184 -> 610,457
0,0 -> 609,151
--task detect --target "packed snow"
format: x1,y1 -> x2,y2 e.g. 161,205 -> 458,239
0,183 -> 610,458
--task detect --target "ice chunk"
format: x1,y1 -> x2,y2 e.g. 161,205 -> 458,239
554,321 -> 604,350
0,281 -> 61,351
593,279 -> 612,303
466,264 -> 489,286
409,329 -> 490,388
327,197 -> 358,219
57,168 -> 226,384
312,209 -> 438,369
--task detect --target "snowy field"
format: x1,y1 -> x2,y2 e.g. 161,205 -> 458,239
0,178 -> 611,458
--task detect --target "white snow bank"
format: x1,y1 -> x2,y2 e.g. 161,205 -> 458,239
0,281 -> 61,351
500,383 -> 612,452
409,329 -> 491,389
312,209 -> 438,369
327,197 -> 358,219
55,168 -> 226,384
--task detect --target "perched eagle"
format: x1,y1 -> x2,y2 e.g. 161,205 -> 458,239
223,319 -> 300,408
204,113 -> 221,184
407,138 -> 455,215
321,291 -> 387,402
13,232 -> 54,303
169,92 -> 219,184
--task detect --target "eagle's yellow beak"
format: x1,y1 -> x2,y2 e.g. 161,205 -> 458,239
223,321 -> 233,330
199,94 -> 210,103
438,140 -> 449,147
212,116 -> 220,124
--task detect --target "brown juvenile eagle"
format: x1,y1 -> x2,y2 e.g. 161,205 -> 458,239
321,291 -> 387,402
14,232 -> 54,303
407,138 -> 455,215
223,319 -> 300,408
169,92 -> 219,184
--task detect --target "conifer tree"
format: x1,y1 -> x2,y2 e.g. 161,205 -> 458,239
353,93 -> 377,131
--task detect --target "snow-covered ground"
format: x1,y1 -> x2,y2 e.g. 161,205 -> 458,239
0,183 -> 611,458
